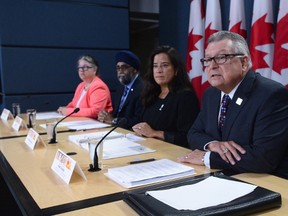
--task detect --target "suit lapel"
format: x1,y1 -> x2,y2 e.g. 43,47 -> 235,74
209,89 -> 222,136
114,86 -> 124,111
222,70 -> 255,139
122,88 -> 133,108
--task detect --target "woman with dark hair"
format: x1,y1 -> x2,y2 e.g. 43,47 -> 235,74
132,46 -> 199,148
57,55 -> 112,118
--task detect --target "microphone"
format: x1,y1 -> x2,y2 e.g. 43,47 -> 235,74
49,108 -> 80,144
88,117 -> 127,172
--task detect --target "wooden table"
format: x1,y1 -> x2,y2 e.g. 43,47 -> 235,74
58,173 -> 288,216
0,118 -> 32,138
57,200 -> 137,216
233,173 -> 288,216
0,115 -> 100,139
0,128 -> 214,215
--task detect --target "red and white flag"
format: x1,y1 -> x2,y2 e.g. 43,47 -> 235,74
187,0 -> 221,104
192,0 -> 222,103
250,0 -> 274,79
186,0 -> 205,103
204,0 -> 222,48
228,0 -> 247,39
272,0 -> 288,87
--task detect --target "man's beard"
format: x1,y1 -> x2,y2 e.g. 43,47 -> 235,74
118,74 -> 132,85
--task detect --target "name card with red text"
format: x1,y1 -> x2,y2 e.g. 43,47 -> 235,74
51,149 -> 86,184
12,116 -> 27,131
1,108 -> 12,121
25,128 -> 45,149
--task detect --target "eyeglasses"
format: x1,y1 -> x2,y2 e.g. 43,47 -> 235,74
200,54 -> 244,67
116,64 -> 131,72
78,66 -> 93,71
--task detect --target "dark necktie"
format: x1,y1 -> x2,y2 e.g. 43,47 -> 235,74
118,86 -> 129,113
218,94 -> 231,130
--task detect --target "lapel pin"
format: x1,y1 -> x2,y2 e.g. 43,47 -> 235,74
236,98 -> 243,105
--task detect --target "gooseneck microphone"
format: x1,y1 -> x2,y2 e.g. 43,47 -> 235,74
49,108 -> 80,144
88,117 -> 127,172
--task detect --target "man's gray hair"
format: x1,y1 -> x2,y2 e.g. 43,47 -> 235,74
207,31 -> 252,69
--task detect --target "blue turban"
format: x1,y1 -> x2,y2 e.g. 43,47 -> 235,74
115,50 -> 140,70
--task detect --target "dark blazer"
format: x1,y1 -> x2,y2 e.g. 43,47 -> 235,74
113,76 -> 143,129
142,90 -> 200,148
188,70 -> 288,179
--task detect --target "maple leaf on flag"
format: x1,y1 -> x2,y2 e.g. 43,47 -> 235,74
204,23 -> 218,48
186,28 -> 203,72
229,22 -> 247,39
250,14 -> 274,70
273,13 -> 288,74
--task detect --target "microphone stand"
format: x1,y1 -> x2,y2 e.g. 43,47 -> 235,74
49,108 -> 80,144
88,118 -> 127,172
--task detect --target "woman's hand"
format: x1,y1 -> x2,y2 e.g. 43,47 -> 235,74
132,122 -> 165,140
57,107 -> 67,115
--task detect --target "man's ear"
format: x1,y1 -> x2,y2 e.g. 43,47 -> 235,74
241,56 -> 249,71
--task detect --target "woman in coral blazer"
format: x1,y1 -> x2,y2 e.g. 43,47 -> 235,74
57,55 -> 112,118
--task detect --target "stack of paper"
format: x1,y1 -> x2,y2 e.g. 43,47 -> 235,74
146,176 -> 257,210
36,112 -> 64,120
68,131 -> 124,146
96,137 -> 155,159
68,132 -> 155,159
105,159 -> 195,188
58,119 -> 110,130
39,119 -> 110,130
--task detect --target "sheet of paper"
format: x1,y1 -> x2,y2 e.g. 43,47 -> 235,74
146,176 -> 257,210
125,133 -> 146,142
36,112 -> 64,120
100,137 -> 155,159
68,131 -> 124,146
59,119 -> 110,130
69,131 -> 154,159
105,159 -> 195,188
40,119 -> 110,130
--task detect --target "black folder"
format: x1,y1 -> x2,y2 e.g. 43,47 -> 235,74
123,173 -> 281,216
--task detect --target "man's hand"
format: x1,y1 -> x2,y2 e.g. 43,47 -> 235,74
98,110 -> 113,123
208,141 -> 246,164
177,149 -> 206,165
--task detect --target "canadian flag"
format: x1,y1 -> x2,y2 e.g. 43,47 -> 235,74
186,0 -> 222,104
228,0 -> 247,39
186,0 -> 205,103
204,0 -> 222,48
272,0 -> 288,87
250,0 -> 274,79
197,0 -> 222,102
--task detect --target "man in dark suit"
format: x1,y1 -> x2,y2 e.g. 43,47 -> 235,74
178,31 -> 288,179
98,50 -> 143,129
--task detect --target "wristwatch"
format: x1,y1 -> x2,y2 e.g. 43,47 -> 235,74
112,118 -> 118,125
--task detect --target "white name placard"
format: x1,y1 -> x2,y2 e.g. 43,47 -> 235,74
12,116 -> 26,131
1,108 -> 12,121
51,149 -> 86,184
25,128 -> 46,149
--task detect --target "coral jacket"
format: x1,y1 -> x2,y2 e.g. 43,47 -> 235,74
66,76 -> 113,118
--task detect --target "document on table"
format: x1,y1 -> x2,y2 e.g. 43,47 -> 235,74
40,119 -> 110,130
58,119 -> 110,130
99,137 -> 155,159
68,131 -> 124,146
105,159 -> 195,188
68,132 -> 154,159
36,112 -> 64,120
146,176 -> 257,210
